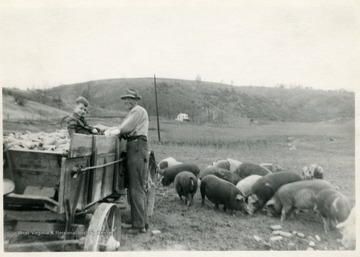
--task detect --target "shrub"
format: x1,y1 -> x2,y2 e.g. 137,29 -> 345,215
14,95 -> 26,106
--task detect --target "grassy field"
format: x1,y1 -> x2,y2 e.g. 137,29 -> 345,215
2,118 -> 356,251
148,119 -> 355,206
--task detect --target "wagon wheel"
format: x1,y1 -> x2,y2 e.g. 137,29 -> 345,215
84,203 -> 121,251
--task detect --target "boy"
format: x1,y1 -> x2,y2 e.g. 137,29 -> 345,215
66,96 -> 100,137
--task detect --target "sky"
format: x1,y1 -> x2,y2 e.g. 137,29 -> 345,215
1,0 -> 360,91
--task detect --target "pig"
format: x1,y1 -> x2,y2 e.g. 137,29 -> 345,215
226,158 -> 242,172
161,163 -> 200,186
302,164 -> 324,180
199,166 -> 214,179
212,159 -> 231,170
259,163 -> 284,173
200,175 -> 249,214
199,166 -> 241,185
247,171 -> 302,214
236,175 -> 262,197
174,171 -> 198,206
266,179 -> 335,221
336,207 -> 356,250
315,188 -> 351,233
158,157 -> 182,174
234,162 -> 272,179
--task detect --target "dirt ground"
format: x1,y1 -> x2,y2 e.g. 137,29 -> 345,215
2,120 -> 356,252
3,185 -> 347,252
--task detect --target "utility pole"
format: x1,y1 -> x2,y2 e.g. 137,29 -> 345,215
154,75 -> 161,142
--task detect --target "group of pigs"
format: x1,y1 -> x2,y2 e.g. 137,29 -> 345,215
157,157 -> 355,250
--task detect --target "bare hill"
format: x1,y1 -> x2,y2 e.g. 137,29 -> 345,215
2,94 -> 69,121
2,78 -> 355,123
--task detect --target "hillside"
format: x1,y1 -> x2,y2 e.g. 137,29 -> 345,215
2,94 -> 69,121
2,78 -> 355,123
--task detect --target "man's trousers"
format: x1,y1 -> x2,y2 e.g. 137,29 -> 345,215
126,138 -> 149,228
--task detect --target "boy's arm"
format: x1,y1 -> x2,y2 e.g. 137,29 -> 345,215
67,119 -> 77,137
82,118 -> 98,134
90,126 -> 99,134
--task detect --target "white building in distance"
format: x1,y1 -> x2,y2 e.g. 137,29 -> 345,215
175,113 -> 190,122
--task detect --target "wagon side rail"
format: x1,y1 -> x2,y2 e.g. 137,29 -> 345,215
58,134 -> 125,232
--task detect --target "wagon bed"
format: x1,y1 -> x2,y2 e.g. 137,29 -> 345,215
3,134 -> 126,251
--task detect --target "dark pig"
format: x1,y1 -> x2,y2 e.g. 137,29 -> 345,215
174,171 -> 198,206
266,179 -> 335,221
235,162 -> 272,179
199,166 -> 241,185
200,175 -> 249,214
161,163 -> 200,186
315,188 -> 351,232
247,171 -> 302,214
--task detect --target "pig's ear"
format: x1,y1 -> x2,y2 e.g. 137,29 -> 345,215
248,194 -> 258,203
236,194 -> 244,201
266,198 -> 275,207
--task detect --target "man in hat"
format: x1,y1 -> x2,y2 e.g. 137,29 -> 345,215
105,89 -> 150,234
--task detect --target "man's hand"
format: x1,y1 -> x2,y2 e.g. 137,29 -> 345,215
121,133 -> 131,140
104,128 -> 121,137
93,124 -> 109,131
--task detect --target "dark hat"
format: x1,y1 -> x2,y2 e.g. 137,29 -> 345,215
120,89 -> 142,100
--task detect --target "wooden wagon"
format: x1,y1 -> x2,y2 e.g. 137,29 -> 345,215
3,134 -> 127,251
